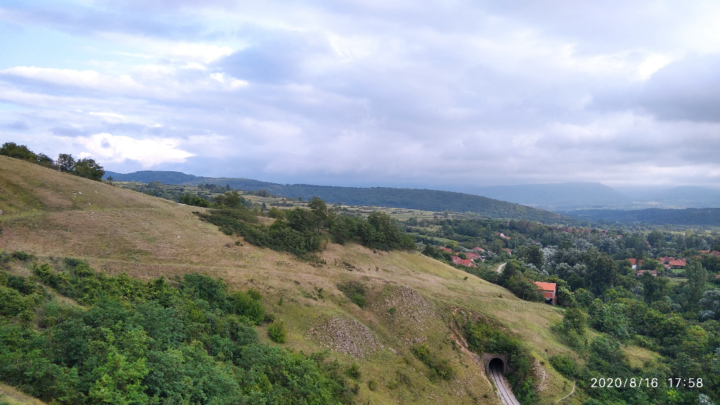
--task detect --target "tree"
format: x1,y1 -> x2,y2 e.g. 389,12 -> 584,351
522,245 -> 544,268
74,158 -> 105,181
640,272 -> 670,303
57,153 -> 76,172
685,262 -> 709,311
0,142 -> 37,161
584,249 -> 617,295
214,191 -> 243,208
307,196 -> 329,233
699,289 -> 720,320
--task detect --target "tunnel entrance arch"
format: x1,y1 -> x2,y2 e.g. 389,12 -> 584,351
489,357 -> 505,374
481,353 -> 510,375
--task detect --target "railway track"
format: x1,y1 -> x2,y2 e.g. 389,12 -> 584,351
490,364 -> 521,405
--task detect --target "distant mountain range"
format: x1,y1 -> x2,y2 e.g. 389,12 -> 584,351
560,208 -> 720,226
104,171 -> 573,224
104,170 -> 720,225
470,182 -> 632,209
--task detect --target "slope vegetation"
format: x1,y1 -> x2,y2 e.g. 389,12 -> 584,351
3,156 -> 579,404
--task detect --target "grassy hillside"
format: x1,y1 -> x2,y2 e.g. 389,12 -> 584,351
2,156 -> 582,404
105,170 -> 573,224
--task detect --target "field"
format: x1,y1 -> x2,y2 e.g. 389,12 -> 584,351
0,156 -> 583,404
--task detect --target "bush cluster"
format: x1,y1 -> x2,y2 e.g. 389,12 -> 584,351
199,198 -> 414,256
336,281 -> 367,309
411,343 -> 455,381
0,262 -> 355,405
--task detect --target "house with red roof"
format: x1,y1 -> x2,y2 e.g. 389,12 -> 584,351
465,252 -> 481,260
658,257 -> 686,269
438,246 -> 452,253
495,232 -> 511,240
472,247 -> 485,252
628,258 -> 643,270
452,256 -> 476,267
534,282 -> 557,305
503,248 -> 512,255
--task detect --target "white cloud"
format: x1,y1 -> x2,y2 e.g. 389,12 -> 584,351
89,112 -> 127,122
72,133 -> 194,168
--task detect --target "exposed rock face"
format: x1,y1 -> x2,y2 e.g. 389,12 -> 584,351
310,317 -> 380,359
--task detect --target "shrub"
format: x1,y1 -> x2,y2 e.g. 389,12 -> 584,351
232,290 -> 265,325
549,354 -> 577,378
268,320 -> 287,343
411,343 -> 455,381
346,363 -> 361,380
337,281 -> 367,309
367,379 -> 377,391
11,251 -> 32,261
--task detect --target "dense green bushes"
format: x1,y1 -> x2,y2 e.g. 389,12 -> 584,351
411,343 -> 455,381
179,192 -> 209,207
0,263 -> 355,404
549,354 -> 577,379
199,198 -> 414,256
337,281 -> 367,309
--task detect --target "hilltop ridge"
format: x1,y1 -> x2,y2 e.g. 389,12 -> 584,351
105,170 -> 573,224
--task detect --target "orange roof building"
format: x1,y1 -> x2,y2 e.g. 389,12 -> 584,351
534,282 -> 557,305
628,258 -> 643,270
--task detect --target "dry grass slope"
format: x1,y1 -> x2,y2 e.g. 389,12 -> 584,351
0,156 -> 580,404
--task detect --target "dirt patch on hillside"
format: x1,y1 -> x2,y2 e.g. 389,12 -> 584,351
371,286 -> 438,333
532,358 -> 549,392
309,317 -> 380,359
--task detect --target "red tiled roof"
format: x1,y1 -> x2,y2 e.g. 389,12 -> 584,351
668,259 -> 686,267
534,282 -> 556,300
628,258 -> 643,267
438,246 -> 452,253
465,252 -> 481,260
503,248 -> 512,254
472,247 -> 485,252
452,256 -> 476,267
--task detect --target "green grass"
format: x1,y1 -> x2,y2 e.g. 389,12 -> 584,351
0,156 -> 582,404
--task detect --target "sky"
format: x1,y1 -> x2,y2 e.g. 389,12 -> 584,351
1,0 -> 719,190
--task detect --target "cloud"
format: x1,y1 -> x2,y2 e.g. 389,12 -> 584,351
71,133 -> 195,168
1,0 -> 719,187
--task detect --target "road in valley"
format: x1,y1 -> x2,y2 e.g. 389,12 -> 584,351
496,262 -> 507,274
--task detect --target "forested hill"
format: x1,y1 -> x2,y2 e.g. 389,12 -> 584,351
562,207 -> 720,226
105,171 -> 572,224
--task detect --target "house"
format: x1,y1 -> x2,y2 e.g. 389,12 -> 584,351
465,252 -> 481,260
472,247 -> 485,252
637,270 -> 658,277
495,232 -> 511,240
452,256 -> 476,267
503,248 -> 512,255
534,282 -> 557,305
628,258 -> 643,270
658,257 -> 686,269
438,246 -> 452,253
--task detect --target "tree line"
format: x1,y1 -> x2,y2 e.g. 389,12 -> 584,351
0,142 -> 105,181
198,196 -> 415,256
